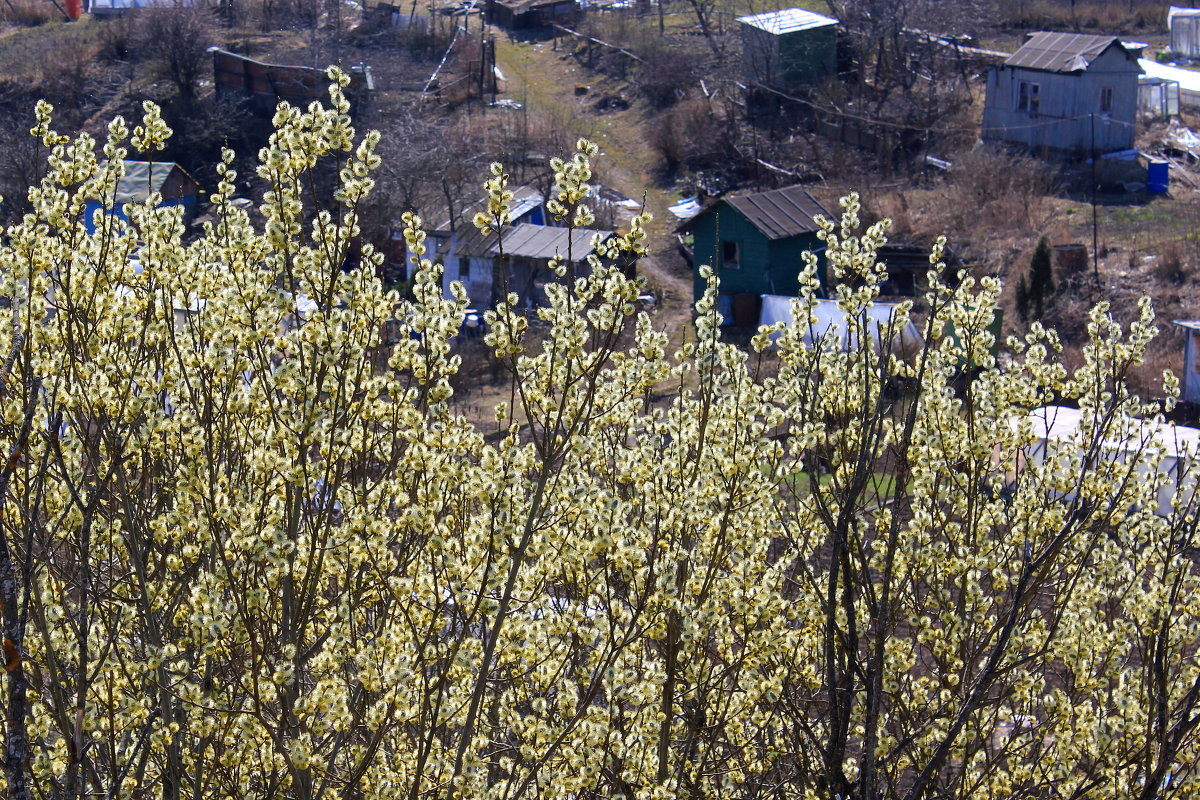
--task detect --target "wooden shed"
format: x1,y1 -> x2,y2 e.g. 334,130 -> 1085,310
738,7 -> 837,93
208,47 -> 374,115
485,0 -> 576,30
981,32 -> 1141,156
681,185 -> 830,326
84,160 -> 200,234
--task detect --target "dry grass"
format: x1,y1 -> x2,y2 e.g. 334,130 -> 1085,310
998,0 -> 1167,31
0,0 -> 62,27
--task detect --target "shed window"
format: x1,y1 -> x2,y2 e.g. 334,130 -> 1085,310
722,240 -> 740,269
1100,86 -> 1114,113
1017,81 -> 1040,114
459,257 -> 470,279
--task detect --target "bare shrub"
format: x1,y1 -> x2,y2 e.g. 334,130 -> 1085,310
97,13 -> 139,62
139,5 -> 217,99
647,96 -> 735,176
0,0 -> 59,26
1153,240 -> 1191,283
634,39 -> 706,109
998,0 -> 1167,30
928,147 -> 1058,244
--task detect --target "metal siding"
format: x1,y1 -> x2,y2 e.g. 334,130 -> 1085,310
1186,330 -> 1200,404
982,54 -> 1137,152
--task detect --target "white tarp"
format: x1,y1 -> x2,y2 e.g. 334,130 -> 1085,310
668,197 -> 702,220
1141,58 -> 1200,109
758,295 -> 924,359
1020,404 -> 1200,516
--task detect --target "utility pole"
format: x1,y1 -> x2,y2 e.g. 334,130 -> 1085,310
1091,112 -> 1099,280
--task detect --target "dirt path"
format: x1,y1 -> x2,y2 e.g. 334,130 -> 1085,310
491,34 -> 696,350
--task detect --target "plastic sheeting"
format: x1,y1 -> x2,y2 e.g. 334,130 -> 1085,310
1019,404 -> 1200,516
1171,6 -> 1200,59
758,295 -> 924,360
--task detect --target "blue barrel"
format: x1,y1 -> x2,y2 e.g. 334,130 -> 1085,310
1148,159 -> 1170,194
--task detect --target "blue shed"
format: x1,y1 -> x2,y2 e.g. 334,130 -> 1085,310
84,160 -> 201,234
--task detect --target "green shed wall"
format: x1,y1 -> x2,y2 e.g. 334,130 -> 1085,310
690,206 -> 825,309
741,23 -> 837,91
776,25 -> 837,89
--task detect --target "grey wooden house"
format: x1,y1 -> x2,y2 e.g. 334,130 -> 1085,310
981,32 -> 1141,155
437,223 -> 615,308
422,187 -> 616,309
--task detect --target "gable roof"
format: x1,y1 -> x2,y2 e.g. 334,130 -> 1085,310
1004,32 -> 1133,73
713,185 -> 830,240
452,222 -> 612,260
737,7 -> 837,35
500,223 -> 610,259
98,160 -> 196,204
430,185 -> 543,234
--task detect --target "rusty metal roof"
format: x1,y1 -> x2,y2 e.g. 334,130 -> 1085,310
722,185 -> 830,240
1004,32 -> 1130,73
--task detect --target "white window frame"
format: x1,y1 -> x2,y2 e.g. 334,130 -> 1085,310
1017,80 -> 1040,114
1100,86 -> 1114,114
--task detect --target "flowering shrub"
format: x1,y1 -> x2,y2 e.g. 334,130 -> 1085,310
0,69 -> 1196,800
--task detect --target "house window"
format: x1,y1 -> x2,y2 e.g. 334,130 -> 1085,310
459,257 -> 470,279
722,240 -> 740,269
1100,86 -> 1114,114
1017,81 -> 1040,114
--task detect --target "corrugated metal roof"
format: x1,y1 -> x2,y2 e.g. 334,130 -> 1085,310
737,7 -> 837,35
723,185 -> 830,240
495,223 -> 610,259
99,160 -> 187,204
1004,31 -> 1129,73
431,185 -> 543,233
452,222 -> 611,260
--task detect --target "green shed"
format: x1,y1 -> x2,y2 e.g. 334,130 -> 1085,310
739,7 -> 838,92
683,185 -> 830,326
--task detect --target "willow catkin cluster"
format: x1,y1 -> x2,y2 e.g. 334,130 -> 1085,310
0,69 -> 1195,800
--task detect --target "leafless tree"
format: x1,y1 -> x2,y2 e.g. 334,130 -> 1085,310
139,5 -> 218,100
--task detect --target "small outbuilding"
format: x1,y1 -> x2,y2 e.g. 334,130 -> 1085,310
209,48 -> 374,115
681,184 -> 830,326
738,7 -> 838,93
418,184 -> 546,282
437,220 -> 615,309
1170,6 -> 1200,59
485,0 -> 576,29
1176,320 -> 1200,404
84,160 -> 201,234
981,32 -> 1141,155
